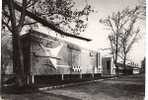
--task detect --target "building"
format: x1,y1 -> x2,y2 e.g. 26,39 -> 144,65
98,49 -> 116,75
21,30 -> 100,75
3,30 -> 116,84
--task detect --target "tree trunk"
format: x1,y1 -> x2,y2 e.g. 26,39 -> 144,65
123,53 -> 127,75
8,0 -> 26,87
114,59 -> 119,75
115,35 -> 119,75
12,29 -> 26,87
123,56 -> 126,69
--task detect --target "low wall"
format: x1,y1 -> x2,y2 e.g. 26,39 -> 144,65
34,73 -> 101,85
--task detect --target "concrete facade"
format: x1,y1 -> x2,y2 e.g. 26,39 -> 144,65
3,30 -> 116,76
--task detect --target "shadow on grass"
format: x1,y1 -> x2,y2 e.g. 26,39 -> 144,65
96,83 -> 145,98
1,86 -> 80,100
62,74 -> 145,99
1,85 -> 39,95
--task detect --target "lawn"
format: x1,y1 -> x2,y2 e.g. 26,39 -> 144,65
48,74 -> 145,100
1,74 -> 145,100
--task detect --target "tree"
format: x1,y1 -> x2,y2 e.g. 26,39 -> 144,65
99,10 -> 128,74
30,0 -> 94,35
100,5 -> 144,74
141,57 -> 145,73
2,0 -> 27,86
119,12 -> 140,69
2,0 -> 93,86
1,29 -> 13,75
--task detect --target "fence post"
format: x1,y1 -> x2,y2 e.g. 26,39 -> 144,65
31,75 -> 34,84
27,75 -> 30,85
92,73 -> 94,78
62,74 -> 64,80
80,73 -> 82,79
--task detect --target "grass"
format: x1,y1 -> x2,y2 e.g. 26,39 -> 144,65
1,73 -> 145,100
61,73 -> 145,100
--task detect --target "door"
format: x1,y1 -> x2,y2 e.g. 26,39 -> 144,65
106,60 -> 111,74
102,57 -> 111,75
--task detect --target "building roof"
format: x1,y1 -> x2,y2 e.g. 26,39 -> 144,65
21,30 -> 81,51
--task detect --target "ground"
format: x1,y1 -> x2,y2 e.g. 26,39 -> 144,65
1,74 -> 145,100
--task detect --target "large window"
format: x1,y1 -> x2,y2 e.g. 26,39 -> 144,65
71,50 -> 80,66
68,48 -> 81,72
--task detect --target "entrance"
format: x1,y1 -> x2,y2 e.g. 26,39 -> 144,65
102,57 -> 111,75
106,60 -> 111,74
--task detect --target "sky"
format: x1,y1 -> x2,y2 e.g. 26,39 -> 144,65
35,0 -> 145,65
73,0 -> 145,65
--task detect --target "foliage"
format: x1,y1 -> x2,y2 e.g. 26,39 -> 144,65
2,0 -> 94,35
29,0 -> 94,35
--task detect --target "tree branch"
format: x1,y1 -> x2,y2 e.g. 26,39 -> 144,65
117,54 -> 124,60
7,0 -> 17,31
13,1 -> 91,41
23,21 -> 38,26
125,30 -> 139,54
2,19 -> 13,33
26,0 -> 37,8
108,19 -> 116,34
18,0 -> 27,28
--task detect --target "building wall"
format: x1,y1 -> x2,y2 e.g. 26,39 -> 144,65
29,31 -> 83,75
99,49 -> 116,75
56,43 -> 70,66
29,39 -> 98,75
80,50 -> 98,74
22,31 -> 115,76
30,41 -> 57,75
97,52 -> 102,73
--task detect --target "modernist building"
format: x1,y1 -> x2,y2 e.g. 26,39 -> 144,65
98,49 -> 116,75
3,30 -> 116,84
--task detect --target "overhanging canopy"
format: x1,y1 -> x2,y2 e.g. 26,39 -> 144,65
11,1 -> 92,41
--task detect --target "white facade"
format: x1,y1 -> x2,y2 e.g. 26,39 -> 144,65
98,49 -> 116,75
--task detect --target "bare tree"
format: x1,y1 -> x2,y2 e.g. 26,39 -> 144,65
119,15 -> 140,69
100,10 -> 128,74
2,0 -> 93,86
141,57 -> 145,73
100,5 -> 144,74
